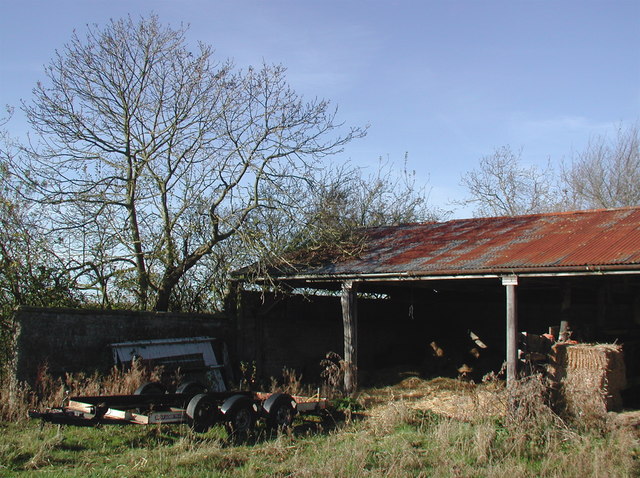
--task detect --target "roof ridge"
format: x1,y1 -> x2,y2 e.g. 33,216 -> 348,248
405,206 -> 640,228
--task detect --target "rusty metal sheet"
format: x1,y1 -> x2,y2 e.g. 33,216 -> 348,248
281,207 -> 640,277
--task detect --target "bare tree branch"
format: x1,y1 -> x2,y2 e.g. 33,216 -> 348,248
459,146 -> 559,217
561,122 -> 640,209
16,15 -> 365,311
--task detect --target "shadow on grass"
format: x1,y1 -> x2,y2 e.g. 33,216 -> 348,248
28,406 -> 366,449
220,408 -> 368,447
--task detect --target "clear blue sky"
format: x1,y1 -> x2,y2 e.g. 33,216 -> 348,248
1,0 -> 639,217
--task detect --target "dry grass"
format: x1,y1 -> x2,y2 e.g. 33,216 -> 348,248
269,366 -> 307,396
355,376 -> 638,478
361,376 -> 507,422
0,369 -> 638,477
0,359 -> 165,422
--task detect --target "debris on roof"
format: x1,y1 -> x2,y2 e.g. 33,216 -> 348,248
263,207 -> 640,279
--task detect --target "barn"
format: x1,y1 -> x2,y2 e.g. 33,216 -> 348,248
230,207 -> 640,404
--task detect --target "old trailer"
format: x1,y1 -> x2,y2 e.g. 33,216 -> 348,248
29,381 -> 328,436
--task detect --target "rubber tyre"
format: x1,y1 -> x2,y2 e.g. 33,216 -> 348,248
186,393 -> 219,433
176,381 -> 207,397
263,393 -> 297,430
221,395 -> 256,440
134,381 -> 167,395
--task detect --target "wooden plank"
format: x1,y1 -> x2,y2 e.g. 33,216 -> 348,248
103,408 -> 133,421
341,280 -> 358,394
67,400 -> 94,414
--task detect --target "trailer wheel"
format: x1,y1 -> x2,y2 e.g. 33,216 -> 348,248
186,393 -> 219,433
134,381 -> 167,395
221,395 -> 256,439
176,381 -> 207,397
263,393 -> 297,430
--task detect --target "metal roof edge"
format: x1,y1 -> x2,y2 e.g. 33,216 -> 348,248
256,263 -> 640,284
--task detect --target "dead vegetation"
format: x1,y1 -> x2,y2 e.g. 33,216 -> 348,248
355,366 -> 639,442
361,376 -> 506,422
1,362 -> 638,476
0,359 -> 165,422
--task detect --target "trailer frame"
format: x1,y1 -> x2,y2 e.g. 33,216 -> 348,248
29,382 -> 328,436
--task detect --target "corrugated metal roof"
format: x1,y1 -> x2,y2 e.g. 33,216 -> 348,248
277,207 -> 640,279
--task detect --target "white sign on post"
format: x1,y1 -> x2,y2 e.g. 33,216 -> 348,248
502,275 -> 518,286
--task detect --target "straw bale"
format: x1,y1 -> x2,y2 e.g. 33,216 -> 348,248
549,343 -> 626,416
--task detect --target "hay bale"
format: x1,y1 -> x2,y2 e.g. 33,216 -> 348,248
549,343 -> 626,417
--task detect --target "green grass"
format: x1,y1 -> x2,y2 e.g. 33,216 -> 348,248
1,406 -> 637,477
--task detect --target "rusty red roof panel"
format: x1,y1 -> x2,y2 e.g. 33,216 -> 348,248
284,207 -> 640,277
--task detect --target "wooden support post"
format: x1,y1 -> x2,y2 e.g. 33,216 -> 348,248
341,280 -> 358,394
502,275 -> 518,387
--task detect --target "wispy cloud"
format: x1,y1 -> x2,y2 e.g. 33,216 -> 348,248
510,114 -> 631,141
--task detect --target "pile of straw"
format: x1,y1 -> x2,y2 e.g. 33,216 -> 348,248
362,377 -> 506,421
548,343 -> 626,417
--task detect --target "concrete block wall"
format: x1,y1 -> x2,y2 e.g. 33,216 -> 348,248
12,306 -> 233,385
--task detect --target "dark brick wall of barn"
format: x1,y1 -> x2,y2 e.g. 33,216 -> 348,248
235,291 -> 343,383
12,307 -> 233,385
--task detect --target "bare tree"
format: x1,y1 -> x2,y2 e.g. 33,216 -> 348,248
18,15 -> 364,311
1,107 -> 75,308
297,157 -> 443,243
459,146 -> 558,217
233,156 -> 446,278
561,123 -> 640,209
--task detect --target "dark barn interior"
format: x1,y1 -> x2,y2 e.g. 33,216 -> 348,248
236,273 -> 640,406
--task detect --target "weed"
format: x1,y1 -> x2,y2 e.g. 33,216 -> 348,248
0,359 -> 164,422
333,396 -> 364,412
238,361 -> 257,391
269,366 -> 306,396
319,351 -> 348,397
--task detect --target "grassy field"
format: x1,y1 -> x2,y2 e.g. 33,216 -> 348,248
1,375 -> 638,477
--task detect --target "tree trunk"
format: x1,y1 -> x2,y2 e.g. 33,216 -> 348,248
153,241 -> 216,311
